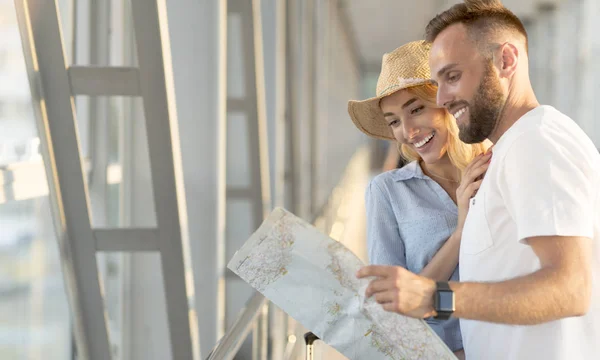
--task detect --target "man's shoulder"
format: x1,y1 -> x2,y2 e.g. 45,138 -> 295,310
490,106 -> 600,187
496,105 -> 595,160
510,105 -> 574,141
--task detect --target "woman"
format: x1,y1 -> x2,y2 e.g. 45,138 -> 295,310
347,41 -> 490,357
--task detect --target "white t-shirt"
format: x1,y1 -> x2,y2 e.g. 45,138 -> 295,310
459,105 -> 600,360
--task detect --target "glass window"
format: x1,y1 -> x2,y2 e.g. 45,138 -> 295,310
0,197 -> 71,359
0,0 -> 72,358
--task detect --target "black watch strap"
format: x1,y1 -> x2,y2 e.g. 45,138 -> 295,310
433,281 -> 454,320
436,281 -> 451,291
434,311 -> 453,320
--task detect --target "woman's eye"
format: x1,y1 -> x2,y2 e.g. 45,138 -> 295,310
388,119 -> 400,127
411,106 -> 424,115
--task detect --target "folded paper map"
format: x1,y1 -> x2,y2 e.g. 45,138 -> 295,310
228,208 -> 456,360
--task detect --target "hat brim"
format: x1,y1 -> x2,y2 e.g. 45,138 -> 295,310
348,80 -> 433,141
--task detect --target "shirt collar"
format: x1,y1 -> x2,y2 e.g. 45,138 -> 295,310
492,105 -> 547,159
391,160 -> 429,182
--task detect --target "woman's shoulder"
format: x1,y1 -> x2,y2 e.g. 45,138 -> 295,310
369,160 -> 422,190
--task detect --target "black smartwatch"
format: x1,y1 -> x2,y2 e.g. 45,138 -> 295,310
433,281 -> 455,320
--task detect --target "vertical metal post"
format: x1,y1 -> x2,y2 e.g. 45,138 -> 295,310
252,303 -> 269,360
217,0 -> 229,348
285,0 -> 300,215
129,0 -> 198,358
163,0 -> 229,355
306,0 -> 318,217
269,1 -> 289,357
252,0 -> 272,220
87,0 -> 111,228
274,0 -> 287,209
225,1 -> 272,357
119,3 -> 137,359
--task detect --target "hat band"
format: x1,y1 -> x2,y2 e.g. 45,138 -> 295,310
376,77 -> 431,97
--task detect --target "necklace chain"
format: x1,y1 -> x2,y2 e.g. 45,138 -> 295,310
428,171 -> 459,183
421,162 -> 459,183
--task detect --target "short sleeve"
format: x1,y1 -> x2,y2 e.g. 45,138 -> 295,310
498,129 -> 596,243
365,179 -> 406,266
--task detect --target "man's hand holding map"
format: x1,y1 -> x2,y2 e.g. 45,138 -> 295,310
228,208 -> 456,360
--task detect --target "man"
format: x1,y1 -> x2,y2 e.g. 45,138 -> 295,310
357,1 -> 600,359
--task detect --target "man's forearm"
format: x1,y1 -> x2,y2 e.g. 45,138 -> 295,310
450,266 -> 590,325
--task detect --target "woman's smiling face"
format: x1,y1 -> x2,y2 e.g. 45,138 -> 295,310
380,88 -> 450,164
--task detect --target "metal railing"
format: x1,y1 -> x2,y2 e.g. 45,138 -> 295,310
205,292 -> 267,360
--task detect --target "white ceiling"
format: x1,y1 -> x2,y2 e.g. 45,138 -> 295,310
341,0 -> 557,68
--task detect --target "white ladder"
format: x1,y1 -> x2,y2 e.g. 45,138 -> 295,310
13,1 -> 198,359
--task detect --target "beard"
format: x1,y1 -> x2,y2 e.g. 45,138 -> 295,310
458,61 -> 506,144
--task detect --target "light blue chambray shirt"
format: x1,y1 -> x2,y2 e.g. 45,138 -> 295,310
365,160 -> 462,352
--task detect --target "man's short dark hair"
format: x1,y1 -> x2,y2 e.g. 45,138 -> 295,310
425,0 -> 528,55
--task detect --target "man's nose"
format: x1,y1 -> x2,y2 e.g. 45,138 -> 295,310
436,84 -> 453,108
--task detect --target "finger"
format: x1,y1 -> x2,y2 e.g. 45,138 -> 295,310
469,162 -> 489,180
375,291 -> 396,305
382,302 -> 401,314
464,150 -> 490,173
382,300 -> 436,318
463,159 -> 490,184
466,179 -> 483,197
463,153 -> 484,173
486,152 -> 493,163
356,265 -> 394,279
423,310 -> 437,319
469,152 -> 492,172
365,278 -> 395,297
463,156 -> 488,182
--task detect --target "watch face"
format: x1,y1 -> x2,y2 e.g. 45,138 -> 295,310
438,291 -> 455,312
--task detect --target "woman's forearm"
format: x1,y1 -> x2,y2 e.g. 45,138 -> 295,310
418,231 -> 461,281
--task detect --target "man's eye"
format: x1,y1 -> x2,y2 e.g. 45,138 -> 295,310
448,73 -> 461,82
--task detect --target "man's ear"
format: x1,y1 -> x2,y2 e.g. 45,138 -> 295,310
497,42 -> 518,78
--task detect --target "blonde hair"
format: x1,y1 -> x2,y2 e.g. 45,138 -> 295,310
397,83 -> 487,176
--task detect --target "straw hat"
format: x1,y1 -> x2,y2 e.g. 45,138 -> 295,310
348,40 -> 434,140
